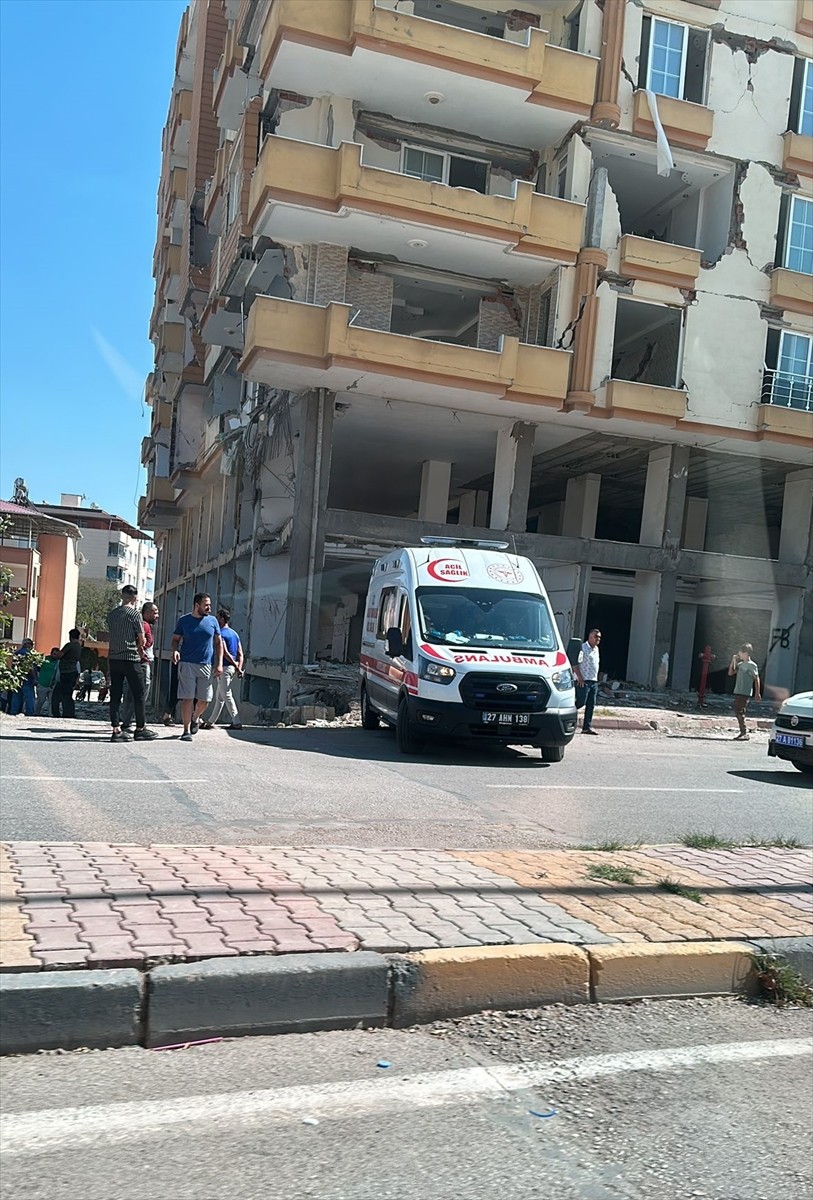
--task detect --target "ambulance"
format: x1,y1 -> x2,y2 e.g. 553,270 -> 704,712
359,538 -> 578,758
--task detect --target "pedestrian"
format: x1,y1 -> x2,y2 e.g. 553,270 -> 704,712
52,629 -> 84,718
202,608 -> 244,730
728,643 -> 761,741
575,628 -> 602,735
36,648 -> 61,715
171,592 -> 223,742
162,660 -> 179,726
107,585 -> 158,743
120,602 -> 159,732
10,639 -> 37,716
77,667 -> 95,702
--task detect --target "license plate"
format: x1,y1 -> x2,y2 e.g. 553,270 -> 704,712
775,733 -> 805,748
482,712 -> 530,726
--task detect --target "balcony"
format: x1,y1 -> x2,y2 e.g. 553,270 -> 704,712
618,235 -> 702,290
761,369 -> 813,414
605,379 -> 687,423
151,399 -> 173,434
632,90 -> 713,153
214,23 -> 252,131
154,320 -> 186,374
240,296 -> 571,410
259,0 -> 598,148
769,268 -> 813,318
781,131 -> 813,180
138,477 -> 177,532
249,136 -> 584,281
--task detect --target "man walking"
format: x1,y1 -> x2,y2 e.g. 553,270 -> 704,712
575,628 -> 602,735
171,593 -> 222,742
728,643 -> 761,741
120,602 -> 159,732
202,608 -> 244,730
107,586 -> 158,743
52,629 -> 84,718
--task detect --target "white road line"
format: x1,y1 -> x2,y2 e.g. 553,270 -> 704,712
0,777 -> 208,784
2,1038 -> 808,1156
486,785 -> 744,792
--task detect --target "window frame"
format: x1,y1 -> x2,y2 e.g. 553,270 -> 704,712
400,143 -> 490,193
647,16 -> 689,101
784,194 -> 813,276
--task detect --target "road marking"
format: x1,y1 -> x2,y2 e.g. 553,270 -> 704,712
2,1038 -> 808,1155
486,785 -> 744,792
0,777 -> 208,784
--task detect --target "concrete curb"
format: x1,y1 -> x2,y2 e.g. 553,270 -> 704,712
0,942 -> 767,1055
750,937 -> 813,986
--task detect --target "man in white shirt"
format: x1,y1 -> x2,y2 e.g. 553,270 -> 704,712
575,628 -> 602,735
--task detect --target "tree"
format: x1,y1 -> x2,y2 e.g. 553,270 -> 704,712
0,514 -> 33,694
75,579 -> 121,639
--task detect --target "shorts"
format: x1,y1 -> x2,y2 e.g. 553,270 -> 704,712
177,662 -> 213,703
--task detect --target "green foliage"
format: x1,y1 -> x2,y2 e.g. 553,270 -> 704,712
0,649 -> 44,696
586,862 -> 640,886
754,954 -> 813,1008
75,578 -> 120,639
658,877 -> 704,904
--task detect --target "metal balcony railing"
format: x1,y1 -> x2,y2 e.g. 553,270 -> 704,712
761,369 -> 813,412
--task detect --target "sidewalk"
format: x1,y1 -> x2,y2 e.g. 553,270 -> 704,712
2,841 -> 810,972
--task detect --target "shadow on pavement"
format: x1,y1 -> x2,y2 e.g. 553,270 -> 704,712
728,768 -> 812,789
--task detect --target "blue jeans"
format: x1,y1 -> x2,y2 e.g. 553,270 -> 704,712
582,680 -> 598,730
11,681 -> 35,716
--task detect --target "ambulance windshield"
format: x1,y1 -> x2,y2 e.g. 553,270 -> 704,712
416,588 -> 558,651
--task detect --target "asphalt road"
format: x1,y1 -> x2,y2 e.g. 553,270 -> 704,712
0,715 -> 810,848
2,999 -> 811,1200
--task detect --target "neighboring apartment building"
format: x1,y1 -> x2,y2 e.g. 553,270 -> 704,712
40,495 -> 156,599
140,0 -> 813,714
0,499 -> 82,651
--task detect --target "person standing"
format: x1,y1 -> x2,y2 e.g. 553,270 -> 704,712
36,648 -> 61,715
120,602 -> 159,731
52,629 -> 84,718
10,639 -> 37,716
171,593 -> 223,742
202,608 -> 244,730
107,586 -> 158,743
575,628 -> 602,735
728,643 -> 761,741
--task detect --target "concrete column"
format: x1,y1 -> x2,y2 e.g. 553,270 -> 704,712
672,603 -> 698,691
682,497 -> 708,551
490,422 -> 535,532
626,571 -> 661,685
795,585 -> 813,695
571,563 -> 592,644
765,587 -> 805,693
592,0 -> 626,129
778,469 -> 813,563
640,444 -> 689,550
418,460 -> 452,524
458,490 -> 489,528
562,474 -> 601,539
564,248 -> 608,412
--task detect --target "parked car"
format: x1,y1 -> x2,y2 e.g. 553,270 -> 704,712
767,691 -> 813,775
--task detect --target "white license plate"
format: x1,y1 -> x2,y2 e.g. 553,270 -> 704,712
775,733 -> 805,748
482,712 -> 530,726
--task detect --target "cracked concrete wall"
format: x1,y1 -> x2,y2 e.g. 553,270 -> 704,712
738,162 -> 783,271
706,40 -> 794,163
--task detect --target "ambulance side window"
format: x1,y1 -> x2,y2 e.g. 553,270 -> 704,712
377,588 -> 399,640
398,593 -> 413,660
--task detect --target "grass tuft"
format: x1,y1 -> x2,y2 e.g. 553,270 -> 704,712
680,832 -> 803,851
680,832 -> 735,850
577,839 -> 641,853
586,862 -> 640,886
658,876 -> 704,904
754,954 -> 813,1008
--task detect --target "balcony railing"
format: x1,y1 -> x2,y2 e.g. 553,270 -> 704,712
761,369 -> 813,412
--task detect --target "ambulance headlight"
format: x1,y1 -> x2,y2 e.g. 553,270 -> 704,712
419,659 -> 457,684
551,668 -> 574,691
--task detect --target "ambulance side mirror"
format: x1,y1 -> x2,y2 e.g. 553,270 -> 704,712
385,627 -> 404,658
566,638 -> 582,666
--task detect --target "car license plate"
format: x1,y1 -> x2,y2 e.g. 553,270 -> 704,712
482,712 -> 530,726
775,732 -> 804,748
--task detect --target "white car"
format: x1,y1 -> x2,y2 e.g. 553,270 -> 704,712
767,691 -> 813,775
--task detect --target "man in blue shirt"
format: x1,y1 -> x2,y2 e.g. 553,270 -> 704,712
202,608 -> 244,730
171,593 -> 223,742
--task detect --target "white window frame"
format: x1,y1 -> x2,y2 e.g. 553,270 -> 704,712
784,194 -> 813,276
400,143 -> 490,192
800,59 -> 813,138
647,16 -> 689,101
778,329 -> 813,378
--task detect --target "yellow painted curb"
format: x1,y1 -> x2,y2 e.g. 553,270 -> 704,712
390,943 -> 590,1026
587,941 -> 757,1002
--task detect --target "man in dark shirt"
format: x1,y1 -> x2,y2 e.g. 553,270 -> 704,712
107,585 -> 158,743
52,629 -> 84,719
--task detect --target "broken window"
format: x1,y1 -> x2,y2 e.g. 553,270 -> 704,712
612,300 -> 683,389
639,16 -> 708,105
764,328 -> 813,411
789,58 -> 813,138
402,144 -> 489,194
776,194 -> 813,275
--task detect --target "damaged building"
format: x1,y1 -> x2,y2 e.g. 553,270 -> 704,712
139,0 -> 813,715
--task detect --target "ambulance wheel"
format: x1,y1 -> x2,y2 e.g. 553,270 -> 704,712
539,745 -> 565,763
396,699 -> 421,754
360,685 -> 380,730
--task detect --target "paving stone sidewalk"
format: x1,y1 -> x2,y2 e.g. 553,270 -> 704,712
1,841 -> 810,972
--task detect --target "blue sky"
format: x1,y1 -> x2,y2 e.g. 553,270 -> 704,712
0,0 -> 187,522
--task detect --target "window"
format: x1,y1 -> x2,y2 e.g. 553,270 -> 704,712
639,17 -> 709,105
108,541 -> 126,558
376,588 -> 400,640
789,58 -> 813,138
777,194 -> 813,275
106,565 -> 124,582
402,145 -> 489,195
764,328 -> 813,411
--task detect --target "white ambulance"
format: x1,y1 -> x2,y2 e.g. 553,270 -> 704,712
359,538 -> 578,758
